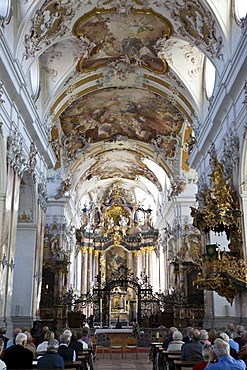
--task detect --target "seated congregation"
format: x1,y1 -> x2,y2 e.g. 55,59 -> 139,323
156,323 -> 247,370
0,325 -> 93,370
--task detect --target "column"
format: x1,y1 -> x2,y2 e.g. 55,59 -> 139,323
87,247 -> 93,317
147,247 -> 153,286
12,223 -> 37,322
32,204 -> 45,318
81,247 -> 88,294
94,250 -> 99,279
2,167 -> 21,330
128,250 -> 132,271
141,247 -> 146,273
159,244 -> 165,291
87,247 -> 93,292
145,248 -> 149,274
100,252 -> 106,282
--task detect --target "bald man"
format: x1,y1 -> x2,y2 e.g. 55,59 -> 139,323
181,329 -> 203,362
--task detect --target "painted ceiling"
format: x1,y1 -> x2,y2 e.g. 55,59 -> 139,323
16,0 -> 228,218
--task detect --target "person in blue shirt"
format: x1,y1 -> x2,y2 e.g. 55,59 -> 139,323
206,338 -> 245,369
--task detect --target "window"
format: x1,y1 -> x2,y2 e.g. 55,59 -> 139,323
234,0 -> 247,20
0,0 -> 11,22
204,57 -> 216,99
30,59 -> 40,99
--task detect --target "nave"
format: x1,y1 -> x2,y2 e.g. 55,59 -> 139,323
93,352 -> 151,370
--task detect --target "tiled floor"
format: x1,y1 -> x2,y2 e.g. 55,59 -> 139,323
93,352 -> 152,370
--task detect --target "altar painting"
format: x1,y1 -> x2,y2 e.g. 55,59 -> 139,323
106,246 -> 127,278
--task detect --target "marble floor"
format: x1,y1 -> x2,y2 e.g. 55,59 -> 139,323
93,352 -> 152,370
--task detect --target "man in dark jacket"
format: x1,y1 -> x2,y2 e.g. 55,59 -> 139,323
2,332 -> 33,369
37,339 -> 64,369
0,327 -> 9,349
58,333 -> 76,362
181,329 -> 204,361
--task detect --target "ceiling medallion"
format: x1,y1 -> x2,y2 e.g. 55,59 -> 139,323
72,7 -> 172,74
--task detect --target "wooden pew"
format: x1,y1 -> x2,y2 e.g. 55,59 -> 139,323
150,342 -> 163,370
173,360 -> 200,370
64,360 -> 82,370
158,350 -> 181,370
33,360 -> 82,370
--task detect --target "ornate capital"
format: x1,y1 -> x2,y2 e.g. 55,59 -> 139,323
38,177 -> 48,211
81,246 -> 88,254
54,177 -> 71,199
132,250 -> 140,258
0,80 -> 5,105
28,142 -> 38,176
94,250 -> 100,257
7,130 -> 27,175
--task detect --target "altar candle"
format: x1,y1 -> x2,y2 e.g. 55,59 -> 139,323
100,298 -> 102,314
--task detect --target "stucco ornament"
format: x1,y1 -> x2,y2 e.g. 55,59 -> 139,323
160,0 -> 223,60
24,0 -> 84,59
7,130 -> 27,176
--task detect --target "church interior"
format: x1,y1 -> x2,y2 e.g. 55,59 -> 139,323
0,0 -> 247,338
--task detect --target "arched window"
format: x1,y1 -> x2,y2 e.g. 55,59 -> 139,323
30,59 -> 40,99
0,0 -> 11,23
204,57 -> 216,99
234,0 -> 247,20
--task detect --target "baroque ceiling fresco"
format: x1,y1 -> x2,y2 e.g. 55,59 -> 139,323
17,0 -> 227,216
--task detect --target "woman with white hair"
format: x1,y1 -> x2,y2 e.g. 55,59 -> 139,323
206,338 -> 245,369
167,330 -> 184,352
200,329 -> 211,345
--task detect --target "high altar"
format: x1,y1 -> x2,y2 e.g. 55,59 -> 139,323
75,182 -> 159,325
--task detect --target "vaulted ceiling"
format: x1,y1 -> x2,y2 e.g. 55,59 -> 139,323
15,0 -> 229,218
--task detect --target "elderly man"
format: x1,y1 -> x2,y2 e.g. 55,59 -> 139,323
37,339 -> 64,369
6,327 -> 22,348
206,338 -> 245,369
2,332 -> 33,369
181,329 -> 203,362
58,333 -> 76,362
